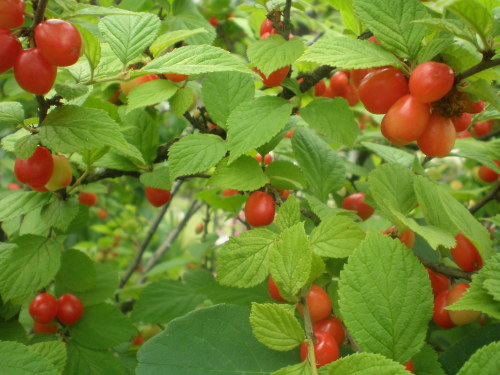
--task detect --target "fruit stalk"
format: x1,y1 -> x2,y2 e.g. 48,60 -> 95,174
301,286 -> 320,375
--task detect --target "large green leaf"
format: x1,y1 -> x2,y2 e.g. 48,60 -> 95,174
0,102 -> 24,127
126,79 -> 178,113
456,341 -> 500,375
0,192 -> 52,222
319,352 -> 410,375
0,341 -> 58,375
64,342 -> 127,375
207,156 -> 269,191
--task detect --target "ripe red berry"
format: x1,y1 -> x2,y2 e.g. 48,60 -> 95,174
409,62 -> 454,103
472,121 -> 492,136
7,182 -> 21,190
425,267 -> 450,297
29,293 -> 59,324
255,66 -> 290,87
466,100 -> 484,114
14,49 -> 57,95
300,331 -> 339,368
404,361 -> 414,373
457,130 -> 472,138
329,71 -> 349,96
433,290 -> 455,329
279,189 -> 291,199
164,73 -> 189,82
417,114 -> 456,157
312,316 -> 345,346
284,130 -> 294,139
268,275 -> 287,302
0,29 -> 22,74
78,192 -> 97,206
478,161 -> 500,183
350,68 -> 375,88
447,283 -> 480,326
98,209 -> 108,220
120,74 -> 160,95
33,321 -> 58,334
451,233 -> 483,272
209,16 -> 219,27
145,187 -> 172,207
341,84 -> 359,106
35,19 -> 82,67
381,95 -> 430,145
255,153 -> 272,165
14,146 -> 54,188
297,285 -> 332,323
44,154 -> 72,191
260,19 -> 278,36
314,80 -> 326,96
359,67 -> 409,114
0,0 -> 25,29
57,293 -> 84,325
244,191 -> 275,227
451,113 -> 472,132
222,189 -> 239,197
382,226 -> 415,249
341,192 -> 374,221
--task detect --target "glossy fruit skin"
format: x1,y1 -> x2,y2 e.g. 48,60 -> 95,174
284,130 -> 294,139
329,71 -> 349,96
451,113 -> 472,132
0,30 -> 22,74
381,95 -> 430,145
120,74 -> 160,95
314,80 -> 326,96
472,121 -> 492,136
255,153 -> 272,165
447,283 -> 480,326
268,275 -> 287,302
341,192 -> 374,221
78,192 -> 97,206
29,293 -> 59,324
35,19 -> 82,67
244,191 -> 275,227
417,114 -> 456,157
33,321 -> 58,334
466,100 -> 484,114
359,67 -> 409,114
382,226 -> 415,249
298,285 -> 332,323
300,331 -> 339,368
457,130 -> 472,138
145,187 -> 172,207
425,267 -> 450,297
222,189 -> 239,197
350,68 -> 375,87
279,189 -> 291,199
433,290 -> 455,329
313,316 -> 344,346
0,0 -> 25,29
57,294 -> 84,325
451,233 -> 483,272
409,62 -> 454,103
404,361 -> 414,373
260,19 -> 278,36
256,66 -> 290,87
478,161 -> 500,183
342,84 -> 359,106
14,49 -> 57,95
164,73 -> 189,82
44,154 -> 72,191
209,16 -> 219,27
14,146 -> 54,188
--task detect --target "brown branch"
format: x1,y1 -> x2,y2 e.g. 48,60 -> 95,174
455,58 -> 500,82
417,256 -> 473,281
281,0 -> 292,41
469,180 -> 500,215
279,65 -> 335,100
300,207 -> 321,226
32,0 -> 49,30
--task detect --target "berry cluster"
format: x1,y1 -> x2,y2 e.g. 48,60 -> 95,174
29,292 -> 84,333
433,282 -> 480,329
314,70 -> 359,106
0,1 -> 82,95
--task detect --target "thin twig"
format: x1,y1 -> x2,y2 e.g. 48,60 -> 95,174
469,180 -> 500,215
455,58 -> 500,82
281,0 -> 292,41
417,255 -> 473,281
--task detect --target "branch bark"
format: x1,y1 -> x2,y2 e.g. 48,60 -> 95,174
455,58 -> 500,82
417,256 -> 473,281
469,180 -> 500,215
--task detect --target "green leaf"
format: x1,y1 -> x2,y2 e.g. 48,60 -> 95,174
0,320 -> 27,343
15,134 -> 39,160
0,101 -> 25,126
292,127 -> 345,202
338,232 -> 433,363
414,176 -> 493,258
413,19 -> 479,50
248,35 -> 305,76
269,223 -> 312,302
131,279 -> 206,324
150,29 -> 208,57
361,142 -> 415,167
310,216 -> 365,258
459,79 -> 500,112
416,37 -> 455,64
136,304 -> 297,374
140,165 -> 171,190
452,138 -> 500,172
0,341 -> 58,375
39,106 -> 130,154
250,303 -> 305,351
0,235 -> 62,302
65,342 -> 127,375
119,108 -> 159,165
0,192 -> 51,222
276,195 -> 302,231
168,133 -> 227,181
483,255 -> 500,302
169,86 -> 195,117
207,156 -> 269,191
196,189 -> 247,213
55,249 -> 96,293
227,97 -> 292,163
69,303 -> 136,350
54,83 -> 89,100
299,34 -> 403,70
28,341 -> 67,374
456,341 -> 500,375
319,352 -> 410,375
449,0 -> 494,46
202,72 -> 255,129
216,228 -> 278,288
168,1 -> 216,45
265,161 -> 308,190
353,0 -> 429,59
41,199 -> 79,232
143,45 -> 252,75
412,344 -> 446,375
73,24 -> 101,71
272,362 -> 312,375
300,98 -> 358,147
126,79 -> 178,113
99,14 -> 160,65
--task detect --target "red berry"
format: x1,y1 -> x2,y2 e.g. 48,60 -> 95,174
279,189 -> 291,199
409,62 -> 454,103
57,294 -> 84,325
457,130 -> 472,138
209,16 -> 219,27
341,84 -> 359,106
284,130 -> 294,139
329,71 -> 349,96
359,67 -> 409,114
29,293 -> 59,324
255,153 -> 272,165
244,191 -> 275,227
451,233 -> 483,272
297,285 -> 332,323
44,154 -> 72,191
14,49 -> 57,95
7,182 -> 21,190
33,321 -> 58,334
268,275 -> 287,302
132,333 -> 144,346
478,161 -> 500,183
120,74 -> 160,96
145,187 -> 172,207
314,80 -> 326,96
260,19 -> 278,36
35,19 -> 82,67
382,226 -> 415,249
466,100 -> 484,114
472,121 -> 492,136
0,0 -> 25,29
98,209 -> 108,220
425,267 -> 450,297
433,290 -> 455,329
78,192 -> 97,206
404,360 -> 414,373
451,113 -> 472,132
381,95 -> 430,145
313,316 -> 345,346
164,73 -> 189,82
300,331 -> 339,368
14,146 -> 54,188
0,29 -> 22,74
341,192 -> 374,221
350,68 -> 375,87
255,66 -> 290,87
447,283 -> 480,326
417,114 -> 456,157
222,189 -> 239,197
